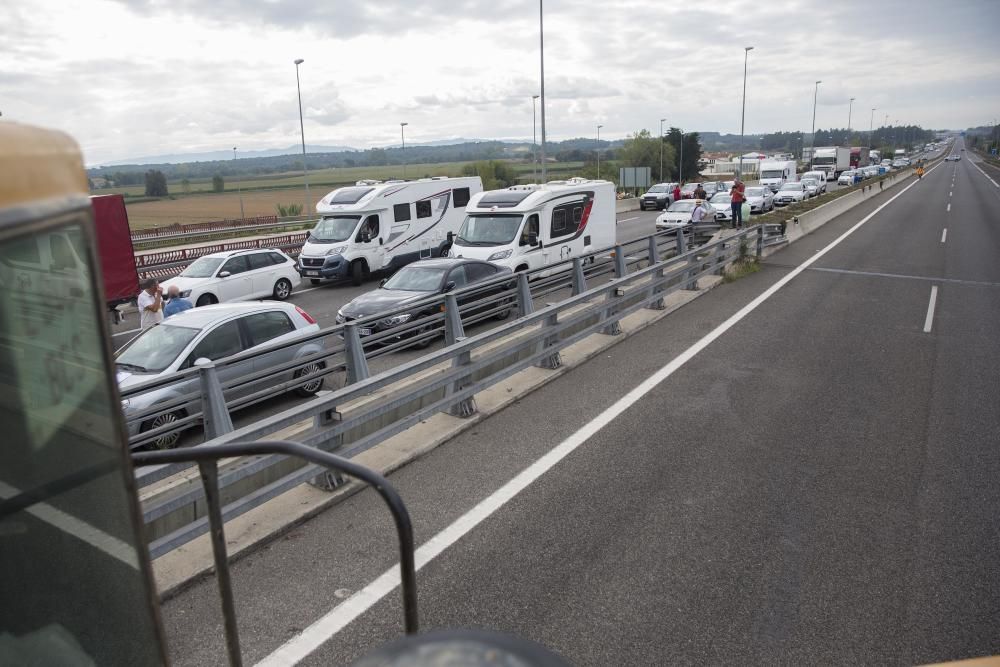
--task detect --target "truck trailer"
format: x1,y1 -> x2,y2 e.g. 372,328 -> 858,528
810,147 -> 851,180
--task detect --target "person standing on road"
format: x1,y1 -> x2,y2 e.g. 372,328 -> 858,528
730,179 -> 746,229
137,278 -> 164,330
916,166 -> 925,179
163,285 -> 193,319
694,183 -> 707,200
672,183 -> 682,204
691,199 -> 709,224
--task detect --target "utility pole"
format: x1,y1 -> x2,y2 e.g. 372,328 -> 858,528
539,0 -> 547,181
847,97 -> 855,142
810,80 -> 822,160
233,147 -> 244,219
532,95 -> 540,181
400,122 -> 408,179
293,58 -> 310,214
738,46 -> 753,179
869,108 -> 876,152
659,118 -> 666,181
596,124 -> 603,179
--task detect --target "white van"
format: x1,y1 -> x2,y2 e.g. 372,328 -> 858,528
801,170 -> 828,193
759,160 -> 798,192
297,176 -> 483,285
449,178 -> 616,274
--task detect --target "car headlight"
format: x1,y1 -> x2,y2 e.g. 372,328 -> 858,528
326,245 -> 347,256
487,249 -> 513,262
335,309 -> 345,323
380,313 -> 412,327
179,290 -> 191,298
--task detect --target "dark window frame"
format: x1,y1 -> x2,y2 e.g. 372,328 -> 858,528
453,187 -> 471,207
415,200 -> 433,219
183,320 -> 245,367
220,255 -> 250,275
243,311 -> 295,347
393,203 -> 411,222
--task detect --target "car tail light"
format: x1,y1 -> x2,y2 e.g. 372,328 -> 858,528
295,305 -> 317,324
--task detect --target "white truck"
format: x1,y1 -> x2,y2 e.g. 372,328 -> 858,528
297,176 -> 483,285
449,178 -> 616,274
759,160 -> 798,192
810,147 -> 851,180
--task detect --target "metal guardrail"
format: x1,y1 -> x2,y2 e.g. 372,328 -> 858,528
136,232 -> 308,280
125,222 -> 784,558
130,215 -> 309,243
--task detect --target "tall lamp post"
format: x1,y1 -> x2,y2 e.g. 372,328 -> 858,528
233,147 -> 244,219
293,58 -> 310,213
678,130 -> 689,184
737,46 -> 753,178
532,95 -> 540,182
596,124 -> 603,179
809,80 -> 822,160
659,117 -> 666,181
847,96 -> 855,141
400,122 -> 409,179
539,0 -> 547,181
869,107 -> 877,152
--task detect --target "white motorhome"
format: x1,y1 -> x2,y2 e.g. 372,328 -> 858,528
449,178 -> 616,274
759,160 -> 798,192
297,177 -> 483,285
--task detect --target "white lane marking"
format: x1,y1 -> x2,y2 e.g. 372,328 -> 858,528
0,480 -> 139,569
941,228 -> 947,243
112,326 -> 142,338
618,216 -> 640,223
253,164 -> 937,667
923,286 -> 939,333
949,191 -> 952,197
970,160 -> 1000,189
946,203 -> 951,212
292,286 -> 324,296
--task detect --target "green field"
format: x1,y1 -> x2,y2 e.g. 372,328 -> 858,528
97,159 -> 585,198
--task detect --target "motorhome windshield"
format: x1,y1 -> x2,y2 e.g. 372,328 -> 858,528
761,170 -> 784,179
455,214 -> 524,246
311,216 -> 361,243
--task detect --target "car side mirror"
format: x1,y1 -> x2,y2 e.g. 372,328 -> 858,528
443,281 -> 456,293
219,270 -> 231,278
527,232 -> 539,246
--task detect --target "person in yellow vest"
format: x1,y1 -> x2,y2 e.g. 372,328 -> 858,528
915,166 -> 925,179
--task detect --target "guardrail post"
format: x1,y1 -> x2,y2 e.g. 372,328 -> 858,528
676,228 -> 686,256
647,235 -> 659,265
195,359 -> 234,439
516,272 -> 533,318
715,240 -> 728,276
446,338 -> 477,418
444,294 -> 465,346
756,225 -> 764,258
601,284 -> 624,336
571,257 -> 587,296
612,244 -> 627,278
344,323 -> 370,384
684,254 -> 701,291
536,309 -> 562,370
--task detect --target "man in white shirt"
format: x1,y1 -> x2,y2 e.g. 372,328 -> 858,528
691,200 -> 709,223
137,278 -> 164,330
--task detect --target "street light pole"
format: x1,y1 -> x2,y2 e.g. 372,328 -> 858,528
679,131 -> 685,184
400,122 -> 408,180
293,58 -> 310,214
659,118 -> 666,181
810,80 -> 822,159
234,147 -> 244,219
738,46 -> 753,179
869,107 -> 876,152
532,95 -> 540,182
539,0 -> 547,182
847,96 -> 855,140
596,124 -> 603,179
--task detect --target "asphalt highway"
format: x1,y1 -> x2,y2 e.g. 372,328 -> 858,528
158,140 -> 1000,665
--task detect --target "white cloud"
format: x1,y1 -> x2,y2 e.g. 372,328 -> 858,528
2,0 -> 997,164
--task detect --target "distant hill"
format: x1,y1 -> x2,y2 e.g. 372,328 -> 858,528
95,144 -> 357,167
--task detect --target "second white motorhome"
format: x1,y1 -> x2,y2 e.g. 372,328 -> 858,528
297,176 -> 483,285
449,178 -> 616,274
759,160 -> 798,192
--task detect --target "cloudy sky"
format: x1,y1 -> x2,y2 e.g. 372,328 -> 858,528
3,0 -> 998,164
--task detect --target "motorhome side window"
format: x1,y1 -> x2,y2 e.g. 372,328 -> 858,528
520,214 -> 539,246
550,204 -> 576,239
357,215 -> 379,241
393,203 -> 411,222
415,200 -> 432,218
453,188 -> 471,207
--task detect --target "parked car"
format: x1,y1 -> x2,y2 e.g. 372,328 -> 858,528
336,258 -> 513,347
744,186 -> 775,213
708,192 -> 733,222
801,178 -> 821,198
700,182 -> 723,198
116,302 -> 324,448
945,155 -> 961,162
639,183 -> 679,210
679,182 -> 704,199
801,170 -> 828,194
838,170 -> 857,186
655,199 -> 703,231
774,182 -> 808,206
161,249 -> 301,307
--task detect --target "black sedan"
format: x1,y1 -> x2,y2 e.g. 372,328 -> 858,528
336,258 -> 514,347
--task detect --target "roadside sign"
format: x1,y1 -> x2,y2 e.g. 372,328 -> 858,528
619,167 -> 651,189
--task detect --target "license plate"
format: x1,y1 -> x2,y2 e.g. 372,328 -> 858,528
359,328 -> 372,336
305,271 -> 319,276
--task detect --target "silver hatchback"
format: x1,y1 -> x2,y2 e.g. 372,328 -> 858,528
116,302 -> 324,448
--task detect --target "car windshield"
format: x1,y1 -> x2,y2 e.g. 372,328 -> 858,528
381,266 -> 448,292
746,187 -> 767,197
179,256 -> 224,278
680,184 -> 698,192
780,183 -> 804,191
710,192 -> 730,203
115,324 -> 200,373
668,201 -> 697,212
802,179 -> 818,186
310,216 -> 361,243
647,185 -> 670,193
455,214 -> 523,246
761,170 -> 783,178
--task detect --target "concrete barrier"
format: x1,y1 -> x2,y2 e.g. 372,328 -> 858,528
616,197 -> 640,214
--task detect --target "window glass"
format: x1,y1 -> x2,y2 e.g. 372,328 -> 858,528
415,200 -> 432,218
186,320 -> 243,365
116,324 -> 199,373
393,203 -> 411,222
221,256 -> 249,275
550,205 -> 576,238
520,214 -> 539,246
356,215 -> 380,242
453,187 -> 471,207
247,253 -> 272,271
448,265 -> 468,288
180,257 -> 224,277
464,263 -> 496,283
244,311 -> 295,347
50,233 -> 78,270
268,252 -> 288,265
573,207 -> 583,224
382,267 -> 447,292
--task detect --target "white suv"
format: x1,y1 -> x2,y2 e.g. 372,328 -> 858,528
162,249 -> 301,307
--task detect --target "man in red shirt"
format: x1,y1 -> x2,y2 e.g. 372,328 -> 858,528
672,183 -> 682,204
730,179 -> 746,229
